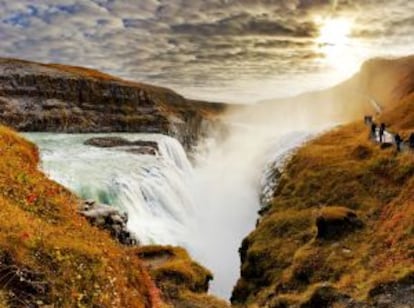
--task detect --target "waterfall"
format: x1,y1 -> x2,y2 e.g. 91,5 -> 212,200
25,133 -> 195,247
25,129 -> 315,299
260,132 -> 313,207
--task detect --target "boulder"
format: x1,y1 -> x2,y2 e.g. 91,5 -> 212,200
316,206 -> 363,240
78,200 -> 138,246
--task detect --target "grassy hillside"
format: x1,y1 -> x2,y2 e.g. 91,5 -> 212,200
232,89 -> 414,306
0,125 -> 164,307
136,245 -> 229,308
0,125 -> 228,307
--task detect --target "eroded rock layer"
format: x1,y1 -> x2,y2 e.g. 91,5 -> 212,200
0,58 -> 226,149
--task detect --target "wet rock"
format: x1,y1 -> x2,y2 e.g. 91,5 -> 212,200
78,200 -> 138,246
125,146 -> 158,156
84,137 -> 159,155
85,137 -> 158,149
316,206 -> 363,240
84,136 -> 132,147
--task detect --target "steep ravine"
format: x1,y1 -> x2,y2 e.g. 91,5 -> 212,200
1,56 -> 413,307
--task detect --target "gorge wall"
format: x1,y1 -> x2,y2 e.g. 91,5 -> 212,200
0,58 -> 227,150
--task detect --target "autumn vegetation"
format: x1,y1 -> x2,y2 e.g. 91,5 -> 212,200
0,125 -> 229,307
232,91 -> 414,306
0,125 -> 164,307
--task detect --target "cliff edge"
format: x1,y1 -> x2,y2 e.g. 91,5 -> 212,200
0,58 -> 227,149
232,56 -> 414,307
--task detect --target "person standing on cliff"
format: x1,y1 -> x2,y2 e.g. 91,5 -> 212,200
370,122 -> 377,140
394,133 -> 402,152
379,123 -> 386,143
409,133 -> 414,150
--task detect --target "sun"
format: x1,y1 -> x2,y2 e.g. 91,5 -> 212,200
317,18 -> 352,46
315,17 -> 359,77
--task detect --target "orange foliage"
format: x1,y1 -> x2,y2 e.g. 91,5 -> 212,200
0,125 -> 162,307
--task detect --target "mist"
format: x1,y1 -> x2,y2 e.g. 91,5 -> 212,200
182,67 -> 385,298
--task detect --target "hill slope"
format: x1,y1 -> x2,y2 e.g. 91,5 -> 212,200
227,55 -> 414,128
0,125 -> 160,307
232,56 -> 414,307
0,126 -> 228,307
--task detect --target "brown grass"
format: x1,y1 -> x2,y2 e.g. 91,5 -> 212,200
318,206 -> 356,221
233,118 -> 414,306
0,126 -> 162,307
136,245 -> 229,308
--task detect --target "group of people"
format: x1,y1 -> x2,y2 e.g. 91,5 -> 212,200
364,115 -> 414,152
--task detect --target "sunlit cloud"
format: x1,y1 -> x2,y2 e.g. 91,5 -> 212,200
0,0 -> 413,103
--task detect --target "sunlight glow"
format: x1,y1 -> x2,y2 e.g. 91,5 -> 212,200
317,18 -> 352,46
315,17 -> 359,78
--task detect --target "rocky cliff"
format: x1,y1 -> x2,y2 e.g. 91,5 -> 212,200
0,58 -> 227,150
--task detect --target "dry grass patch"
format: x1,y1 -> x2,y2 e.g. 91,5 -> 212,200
233,120 -> 414,306
0,125 -> 161,307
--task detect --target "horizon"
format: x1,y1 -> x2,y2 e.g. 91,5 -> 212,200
1,1 -> 413,103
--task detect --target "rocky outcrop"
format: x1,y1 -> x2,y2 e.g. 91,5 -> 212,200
84,136 -> 159,155
0,58 -> 227,150
316,206 -> 363,240
78,199 -> 137,246
135,245 -> 230,308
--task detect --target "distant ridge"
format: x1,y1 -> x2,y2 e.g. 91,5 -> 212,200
0,58 -> 227,149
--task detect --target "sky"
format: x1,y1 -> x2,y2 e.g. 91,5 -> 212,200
0,0 -> 413,103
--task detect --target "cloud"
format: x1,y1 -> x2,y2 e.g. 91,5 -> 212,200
0,0 -> 413,103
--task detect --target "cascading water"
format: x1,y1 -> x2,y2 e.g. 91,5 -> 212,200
25,128 -> 315,299
25,133 -> 195,247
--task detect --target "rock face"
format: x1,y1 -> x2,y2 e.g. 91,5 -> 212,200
78,199 -> 137,245
0,58 -> 227,150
